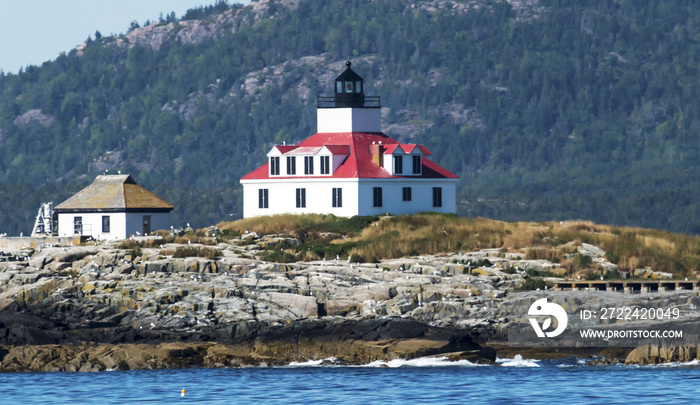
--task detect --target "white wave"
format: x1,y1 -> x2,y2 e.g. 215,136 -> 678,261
556,358 -> 594,368
287,357 -> 338,367
497,354 -> 540,368
649,359 -> 700,368
364,356 -> 486,368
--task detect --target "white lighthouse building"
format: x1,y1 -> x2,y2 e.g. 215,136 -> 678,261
240,61 -> 458,218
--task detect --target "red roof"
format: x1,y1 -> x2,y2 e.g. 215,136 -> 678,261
285,146 -> 322,155
382,144 -> 432,155
241,132 -> 458,180
323,145 -> 351,155
270,145 -> 297,154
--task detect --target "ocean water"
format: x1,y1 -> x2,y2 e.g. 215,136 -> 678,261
3,356 -> 700,404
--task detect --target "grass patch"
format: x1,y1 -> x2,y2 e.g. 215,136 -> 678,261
518,277 -> 548,290
215,214 -> 700,276
172,246 -> 220,259
217,214 -> 380,240
58,269 -> 80,278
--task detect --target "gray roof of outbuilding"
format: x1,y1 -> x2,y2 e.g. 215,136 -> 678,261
55,175 -> 173,211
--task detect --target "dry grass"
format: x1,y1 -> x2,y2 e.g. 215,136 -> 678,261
216,214 -> 700,277
217,214 -> 376,240
218,214 -> 330,236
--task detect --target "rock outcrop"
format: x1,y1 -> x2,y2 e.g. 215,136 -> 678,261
0,241 -> 511,371
2,234 -> 699,371
625,344 -> 700,365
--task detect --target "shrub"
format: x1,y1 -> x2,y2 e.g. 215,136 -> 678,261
349,254 -> 366,263
172,246 -> 219,259
262,250 -> 297,263
518,277 -> 547,290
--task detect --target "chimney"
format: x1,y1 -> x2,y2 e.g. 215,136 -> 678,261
370,144 -> 385,167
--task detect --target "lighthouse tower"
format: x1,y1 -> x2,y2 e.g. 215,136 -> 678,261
316,61 -> 381,133
240,61 -> 458,218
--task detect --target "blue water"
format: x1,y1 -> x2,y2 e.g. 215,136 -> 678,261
2,357 -> 700,404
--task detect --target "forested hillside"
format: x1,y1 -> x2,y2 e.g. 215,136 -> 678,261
2,0 -> 700,235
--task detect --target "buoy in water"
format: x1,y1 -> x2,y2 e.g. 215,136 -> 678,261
181,388 -> 186,397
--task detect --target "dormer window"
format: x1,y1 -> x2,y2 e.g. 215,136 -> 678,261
270,157 -> 280,175
412,155 -> 421,175
394,155 -> 403,174
304,156 -> 314,175
320,156 -> 330,174
286,156 -> 296,175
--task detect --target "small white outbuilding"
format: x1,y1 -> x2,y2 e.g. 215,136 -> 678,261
54,174 -> 173,240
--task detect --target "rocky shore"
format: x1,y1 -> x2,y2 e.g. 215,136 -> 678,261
1,233 -> 699,371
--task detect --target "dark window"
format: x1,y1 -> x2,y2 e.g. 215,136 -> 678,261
373,187 -> 383,207
332,188 -> 343,207
304,156 -> 314,175
258,189 -> 269,208
296,188 -> 306,208
143,215 -> 151,235
394,155 -> 403,174
402,187 -> 412,201
413,156 -> 421,174
73,216 -> 83,235
270,157 -> 280,175
286,156 -> 296,175
320,156 -> 330,174
102,215 -> 110,233
432,187 -> 442,208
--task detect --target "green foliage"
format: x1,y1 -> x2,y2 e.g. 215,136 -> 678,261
261,250 -> 297,263
570,253 -> 593,269
349,254 -> 367,263
3,1 -> 700,237
58,269 -> 80,278
172,246 -> 220,259
525,268 -> 560,278
518,277 -> 547,291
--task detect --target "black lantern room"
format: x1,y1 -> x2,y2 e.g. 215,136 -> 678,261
334,61 -> 365,107
317,61 -> 380,109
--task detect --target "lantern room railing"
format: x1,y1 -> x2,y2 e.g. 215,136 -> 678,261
317,95 -> 381,108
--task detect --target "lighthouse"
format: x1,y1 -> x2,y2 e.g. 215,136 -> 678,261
240,61 -> 458,218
